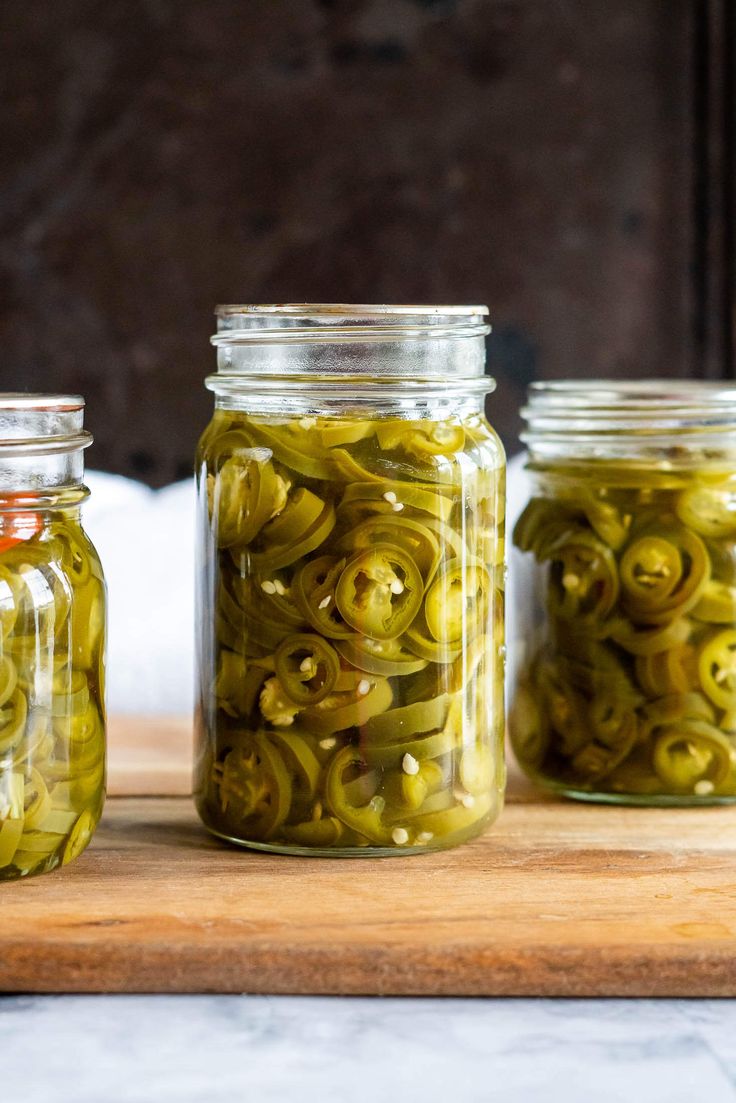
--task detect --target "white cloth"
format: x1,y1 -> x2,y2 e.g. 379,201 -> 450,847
83,472 -> 195,715
83,456 -> 532,715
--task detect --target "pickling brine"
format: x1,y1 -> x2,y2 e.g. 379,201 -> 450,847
194,305 -> 505,854
0,397 -> 106,879
511,381 -> 736,805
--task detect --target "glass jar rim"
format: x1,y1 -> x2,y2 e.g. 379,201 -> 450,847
209,303 -> 492,386
212,303 -> 490,346
522,379 -> 736,442
0,394 -> 92,456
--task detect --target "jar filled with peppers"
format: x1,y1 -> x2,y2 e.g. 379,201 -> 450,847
0,395 -> 106,878
194,304 -> 505,854
511,381 -> 736,804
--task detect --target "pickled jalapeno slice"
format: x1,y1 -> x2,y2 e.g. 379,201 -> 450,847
511,463 -> 736,800
195,409 -> 504,850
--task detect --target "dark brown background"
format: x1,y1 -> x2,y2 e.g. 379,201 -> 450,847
1,0 -> 733,484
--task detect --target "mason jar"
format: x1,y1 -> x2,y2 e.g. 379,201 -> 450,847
194,304 -> 506,855
0,395 -> 106,879
510,380 -> 736,805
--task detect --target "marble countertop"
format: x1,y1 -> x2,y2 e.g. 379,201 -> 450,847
3,996 -> 736,1102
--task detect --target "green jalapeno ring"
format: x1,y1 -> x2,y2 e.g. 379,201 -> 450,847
676,485 -> 736,538
569,712 -> 639,782
609,617 -> 692,656
245,501 -> 337,572
692,581 -> 736,624
334,636 -> 428,678
424,560 -> 490,644
340,481 -> 454,522
209,446 -> 285,548
652,721 -> 735,792
698,628 -> 736,709
619,527 -> 710,624
334,544 -> 423,641
336,515 -> 441,588
546,530 -> 619,622
362,692 -> 455,744
292,555 -> 354,639
639,691 -> 715,742
301,676 -> 393,736
635,644 -> 698,698
324,745 -> 394,845
214,732 -> 293,839
274,633 -> 340,706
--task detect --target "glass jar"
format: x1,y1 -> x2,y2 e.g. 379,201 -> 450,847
510,380 -> 736,805
0,395 -> 106,879
194,304 -> 506,855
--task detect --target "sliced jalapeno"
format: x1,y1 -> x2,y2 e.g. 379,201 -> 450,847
334,544 -> 423,640
273,633 -> 340,706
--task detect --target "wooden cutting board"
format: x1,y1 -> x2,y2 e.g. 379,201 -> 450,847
2,716 -> 736,996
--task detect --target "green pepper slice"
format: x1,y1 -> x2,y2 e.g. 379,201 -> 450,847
360,728 -> 455,769
0,689 -> 27,754
692,581 -> 736,624
274,633 -> 340,706
336,515 -> 441,587
246,496 -> 336,571
698,629 -> 736,709
362,692 -> 454,743
243,420 -> 335,480
620,527 -> 710,624
639,691 -> 715,741
676,485 -> 736,538
401,615 -> 462,664
379,760 -> 446,813
340,481 -> 454,522
424,561 -> 489,643
635,644 -> 698,697
610,617 -> 692,656
513,498 -> 573,558
214,732 -> 293,839
570,711 -> 638,782
325,746 -> 394,845
317,420 -> 376,448
652,721 -> 735,791
408,793 -> 493,840
209,443 -> 287,547
215,651 -> 268,719
546,529 -> 619,622
334,636 -> 428,678
268,728 -> 322,798
376,420 -> 465,458
334,544 -> 423,640
282,815 -> 345,847
292,556 -> 355,639
301,675 -> 393,735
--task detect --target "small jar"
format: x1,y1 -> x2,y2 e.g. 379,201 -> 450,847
194,304 -> 506,855
510,380 -> 736,805
0,395 -> 106,879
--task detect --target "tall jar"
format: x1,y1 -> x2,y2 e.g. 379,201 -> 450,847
194,304 -> 506,855
510,380 -> 736,805
0,395 -> 106,879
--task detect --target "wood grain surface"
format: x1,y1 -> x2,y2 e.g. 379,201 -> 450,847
2,716 -> 736,996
